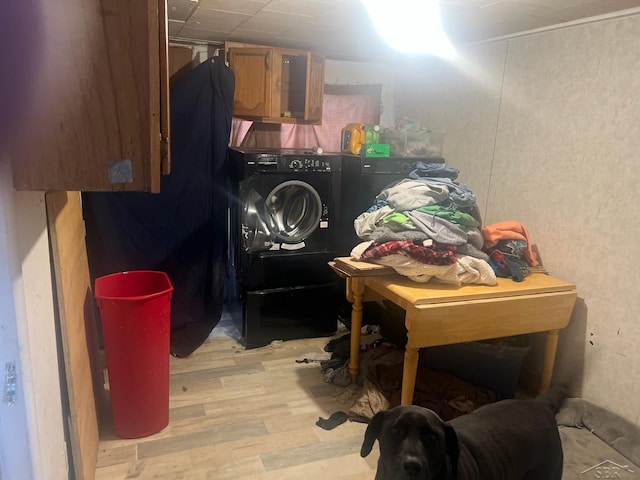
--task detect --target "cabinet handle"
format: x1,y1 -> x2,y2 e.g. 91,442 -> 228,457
265,51 -> 270,71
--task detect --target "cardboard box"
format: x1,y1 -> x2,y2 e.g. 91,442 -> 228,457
362,143 -> 390,157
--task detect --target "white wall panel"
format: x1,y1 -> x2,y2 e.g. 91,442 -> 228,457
396,13 -> 640,425
490,14 -> 640,424
0,159 -> 68,480
394,42 -> 507,221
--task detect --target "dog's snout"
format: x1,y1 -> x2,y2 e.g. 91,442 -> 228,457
402,457 -> 423,476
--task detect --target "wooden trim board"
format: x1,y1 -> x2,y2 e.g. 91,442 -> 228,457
46,191 -> 101,480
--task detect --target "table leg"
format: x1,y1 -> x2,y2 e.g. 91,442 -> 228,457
541,329 -> 560,392
349,278 -> 365,384
401,345 -> 419,405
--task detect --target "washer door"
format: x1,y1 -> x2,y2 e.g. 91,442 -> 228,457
242,189 -> 276,253
266,180 -> 322,244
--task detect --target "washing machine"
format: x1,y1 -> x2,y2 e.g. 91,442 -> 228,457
227,147 -> 342,348
338,154 -> 445,254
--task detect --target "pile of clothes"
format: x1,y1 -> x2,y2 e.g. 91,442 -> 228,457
350,161 -> 539,284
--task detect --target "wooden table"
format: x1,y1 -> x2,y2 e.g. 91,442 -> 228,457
330,257 -> 577,405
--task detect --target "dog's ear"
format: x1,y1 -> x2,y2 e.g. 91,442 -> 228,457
444,424 -> 460,477
360,411 -> 386,457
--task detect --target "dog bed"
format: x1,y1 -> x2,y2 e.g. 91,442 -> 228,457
557,398 -> 640,473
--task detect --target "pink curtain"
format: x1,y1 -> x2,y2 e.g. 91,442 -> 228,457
281,94 -> 379,152
230,119 -> 252,147
229,92 -> 380,152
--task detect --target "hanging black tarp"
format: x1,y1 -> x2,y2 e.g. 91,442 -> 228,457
84,57 -> 235,357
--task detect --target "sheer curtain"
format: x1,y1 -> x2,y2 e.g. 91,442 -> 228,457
229,85 -> 382,151
229,120 -> 252,147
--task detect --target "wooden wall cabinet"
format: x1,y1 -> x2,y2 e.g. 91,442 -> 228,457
227,43 -> 324,124
11,0 -> 170,193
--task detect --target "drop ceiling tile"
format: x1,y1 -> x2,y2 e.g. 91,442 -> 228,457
263,0 -> 335,16
168,19 -> 186,36
240,10 -> 314,31
439,2 -> 472,17
186,9 -> 251,32
306,8 -> 347,25
271,38 -> 317,52
278,19 -> 381,51
478,1 -> 549,18
309,2 -> 366,31
227,28 -> 279,44
175,26 -> 229,42
197,0 -> 268,15
278,21 -> 336,40
167,0 -> 199,21
307,0 -> 340,4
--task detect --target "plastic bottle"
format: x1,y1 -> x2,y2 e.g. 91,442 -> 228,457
364,124 -> 380,144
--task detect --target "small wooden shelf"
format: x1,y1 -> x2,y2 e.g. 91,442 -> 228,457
226,42 -> 324,125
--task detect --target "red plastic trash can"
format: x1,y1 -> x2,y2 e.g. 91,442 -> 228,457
95,270 -> 173,438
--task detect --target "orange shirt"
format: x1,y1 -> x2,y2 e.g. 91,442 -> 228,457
482,221 -> 539,266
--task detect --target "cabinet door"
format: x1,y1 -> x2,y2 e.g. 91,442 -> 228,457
169,45 -> 194,86
228,47 -> 273,118
10,0 -> 167,192
159,0 -> 171,176
305,53 -> 325,123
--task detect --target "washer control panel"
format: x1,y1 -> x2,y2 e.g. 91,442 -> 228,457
249,153 -> 338,173
284,156 -> 332,172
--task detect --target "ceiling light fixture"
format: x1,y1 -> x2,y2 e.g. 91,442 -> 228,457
360,0 -> 456,59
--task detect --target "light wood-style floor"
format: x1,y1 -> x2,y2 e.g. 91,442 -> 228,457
95,325 -> 378,480
94,320 -> 639,480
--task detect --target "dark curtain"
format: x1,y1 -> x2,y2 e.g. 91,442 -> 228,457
83,57 -> 235,357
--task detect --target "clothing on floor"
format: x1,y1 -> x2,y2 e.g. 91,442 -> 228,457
316,411 -> 349,430
349,363 -> 498,423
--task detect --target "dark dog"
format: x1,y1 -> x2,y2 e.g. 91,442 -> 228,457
360,389 -> 566,479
